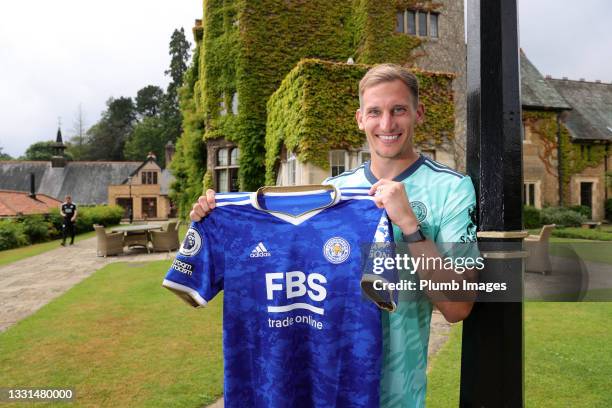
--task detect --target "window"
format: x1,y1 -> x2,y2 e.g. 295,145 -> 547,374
220,92 -> 227,116
396,10 -> 439,38
523,182 -> 536,207
287,152 -> 297,185
359,151 -> 371,165
396,11 -> 404,33
418,12 -> 427,36
429,13 -> 438,38
330,150 -> 347,177
141,171 -> 158,185
217,148 -> 229,166
407,11 -> 416,35
215,147 -> 240,192
232,92 -> 239,115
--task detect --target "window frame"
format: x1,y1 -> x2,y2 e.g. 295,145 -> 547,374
215,146 -> 240,192
396,9 -> 440,39
330,150 -> 348,177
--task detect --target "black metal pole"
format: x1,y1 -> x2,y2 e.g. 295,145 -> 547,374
461,0 -> 524,407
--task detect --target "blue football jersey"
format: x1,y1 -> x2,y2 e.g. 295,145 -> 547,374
163,186 -> 393,408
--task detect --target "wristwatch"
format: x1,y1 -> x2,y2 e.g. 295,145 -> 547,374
401,225 -> 426,243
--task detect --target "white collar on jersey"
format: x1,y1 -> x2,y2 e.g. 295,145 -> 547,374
249,184 -> 343,226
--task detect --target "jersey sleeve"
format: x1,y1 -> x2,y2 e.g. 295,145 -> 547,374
162,220 -> 224,308
436,176 -> 479,259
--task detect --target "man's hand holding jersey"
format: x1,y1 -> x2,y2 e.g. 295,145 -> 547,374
370,179 -> 475,322
190,189 -> 216,221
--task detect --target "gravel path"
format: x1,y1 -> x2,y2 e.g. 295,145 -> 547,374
0,237 -> 174,332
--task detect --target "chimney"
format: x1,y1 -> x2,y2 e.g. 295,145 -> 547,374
29,173 -> 36,199
165,141 -> 175,167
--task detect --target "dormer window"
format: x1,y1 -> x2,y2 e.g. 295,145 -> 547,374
141,171 -> 158,185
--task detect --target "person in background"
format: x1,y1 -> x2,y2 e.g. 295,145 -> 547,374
60,195 -> 77,246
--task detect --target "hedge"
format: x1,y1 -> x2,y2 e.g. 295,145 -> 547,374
0,205 -> 124,251
540,207 -> 586,228
523,206 -> 542,229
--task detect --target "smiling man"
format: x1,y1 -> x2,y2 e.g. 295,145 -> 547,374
190,63 -> 478,407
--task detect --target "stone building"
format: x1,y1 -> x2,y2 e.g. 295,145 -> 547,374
521,52 -> 611,220
0,130 -> 177,220
107,152 -> 175,221
189,0 -> 466,193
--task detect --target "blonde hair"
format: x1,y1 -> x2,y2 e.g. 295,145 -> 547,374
359,63 -> 419,109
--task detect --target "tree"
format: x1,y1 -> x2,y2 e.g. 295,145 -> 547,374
85,97 -> 136,160
0,146 -> 12,160
161,28 -> 191,145
123,116 -> 167,166
165,28 -> 191,107
135,85 -> 165,118
21,141 -> 57,161
67,104 -> 88,160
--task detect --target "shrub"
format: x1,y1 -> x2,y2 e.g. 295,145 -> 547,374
541,207 -> 586,228
19,215 -> 51,243
47,209 -> 64,238
85,205 -> 124,227
0,219 -> 29,251
606,199 -> 612,222
568,205 -> 592,219
523,206 -> 542,229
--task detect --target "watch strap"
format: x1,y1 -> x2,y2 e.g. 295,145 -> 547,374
401,226 -> 426,243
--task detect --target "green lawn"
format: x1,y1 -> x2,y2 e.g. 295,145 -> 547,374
0,231 -> 97,267
0,260 -> 223,408
3,254 -> 610,407
426,303 -> 612,407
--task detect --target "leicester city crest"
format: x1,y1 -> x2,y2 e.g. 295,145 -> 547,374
179,227 -> 202,257
411,201 -> 428,223
323,237 -> 350,264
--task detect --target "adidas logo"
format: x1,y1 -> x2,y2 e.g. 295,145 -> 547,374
250,242 -> 271,258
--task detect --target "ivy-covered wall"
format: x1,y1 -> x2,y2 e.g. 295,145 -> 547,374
193,0 -> 440,192
265,59 -> 455,184
523,110 -> 608,205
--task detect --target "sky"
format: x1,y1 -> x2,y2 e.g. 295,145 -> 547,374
1,0 -> 611,158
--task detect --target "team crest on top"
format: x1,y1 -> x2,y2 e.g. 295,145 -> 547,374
323,237 -> 350,264
410,201 -> 428,223
179,227 -> 202,257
